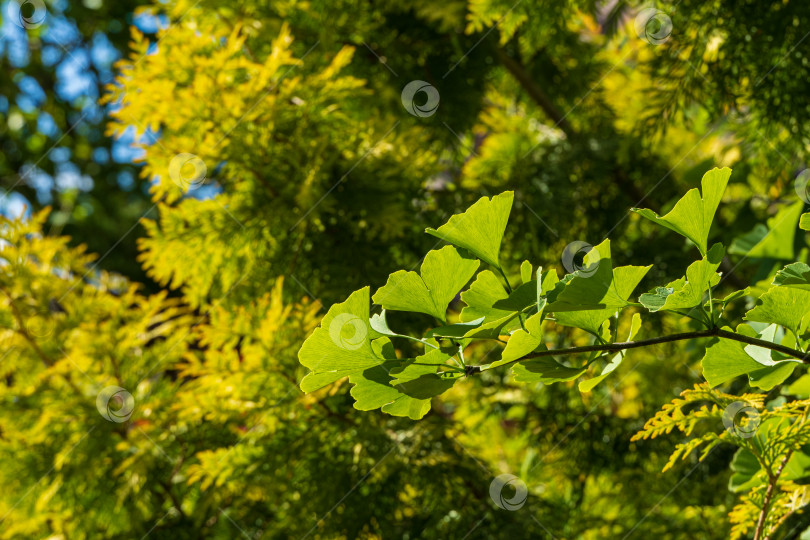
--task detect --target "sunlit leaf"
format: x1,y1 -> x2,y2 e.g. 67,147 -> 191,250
512,355 -> 586,383
373,246 -> 479,323
633,167 -> 731,256
745,286 -> 810,336
425,191 -> 514,268
639,243 -> 724,312
729,201 -> 803,260
299,287 -> 383,392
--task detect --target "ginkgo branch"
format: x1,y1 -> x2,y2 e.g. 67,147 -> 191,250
479,326 -> 810,371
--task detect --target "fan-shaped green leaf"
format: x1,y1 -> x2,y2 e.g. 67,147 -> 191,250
425,191 -> 514,268
373,245 -> 479,323
512,356 -> 586,384
548,240 -> 651,313
773,262 -> 810,289
349,344 -> 456,420
701,324 -> 799,390
632,167 -> 731,256
745,286 -> 810,335
639,243 -> 724,312
729,201 -> 803,260
299,287 -> 383,393
487,311 -> 544,370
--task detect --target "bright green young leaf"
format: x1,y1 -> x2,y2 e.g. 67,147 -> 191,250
578,312 -> 642,392
459,270 -> 510,322
369,310 -> 398,337
299,287 -> 383,393
713,287 -> 751,308
349,342 -> 455,420
459,271 -> 536,336
745,285 -> 810,336
373,245 -> 479,323
638,243 -> 724,312
632,167 -> 731,256
512,355 -> 586,384
701,324 -> 799,390
487,311 -> 544,370
520,260 -> 533,284
425,191 -> 514,269
546,239 -> 649,334
728,200 -> 804,260
547,239 -> 651,313
773,262 -> 810,289
462,312 -> 522,339
801,213 -> 810,231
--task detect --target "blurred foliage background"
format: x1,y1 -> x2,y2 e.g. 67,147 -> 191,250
1,0 -> 810,538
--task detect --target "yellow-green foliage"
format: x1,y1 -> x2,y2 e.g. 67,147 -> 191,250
105,9 -> 440,302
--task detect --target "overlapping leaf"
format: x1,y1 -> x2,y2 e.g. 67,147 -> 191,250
299,287 -> 383,392
372,245 -> 479,323
701,323 -> 799,390
729,200 -> 803,260
745,286 -> 810,336
512,356 -> 586,384
639,243 -> 724,312
773,262 -> 810,290
578,312 -> 642,392
547,240 -> 650,333
349,343 -> 456,420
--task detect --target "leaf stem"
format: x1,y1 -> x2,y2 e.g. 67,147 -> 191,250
478,327 -> 810,372
496,266 -> 513,294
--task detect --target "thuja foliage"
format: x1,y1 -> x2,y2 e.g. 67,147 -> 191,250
300,167 -> 810,536
4,212 -> 535,538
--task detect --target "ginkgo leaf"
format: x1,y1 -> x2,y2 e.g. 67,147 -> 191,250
701,324 -> 799,390
578,312 -> 642,392
459,270 -> 536,334
713,288 -> 750,308
389,346 -> 458,385
487,311 -> 544,370
349,342 -> 455,420
773,262 -> 810,289
546,240 -> 651,314
460,270 -> 510,322
728,200 -> 803,260
426,317 -> 485,339
426,191 -> 514,269
462,312 -> 521,340
745,286 -> 810,336
638,243 -> 724,312
299,287 -> 383,393
369,310 -> 398,337
373,245 -> 479,323
633,167 -> 731,256
512,355 -> 586,383
520,260 -> 533,284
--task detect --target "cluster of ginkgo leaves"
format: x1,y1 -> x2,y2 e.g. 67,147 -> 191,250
299,167 -> 810,418
299,166 -> 810,534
